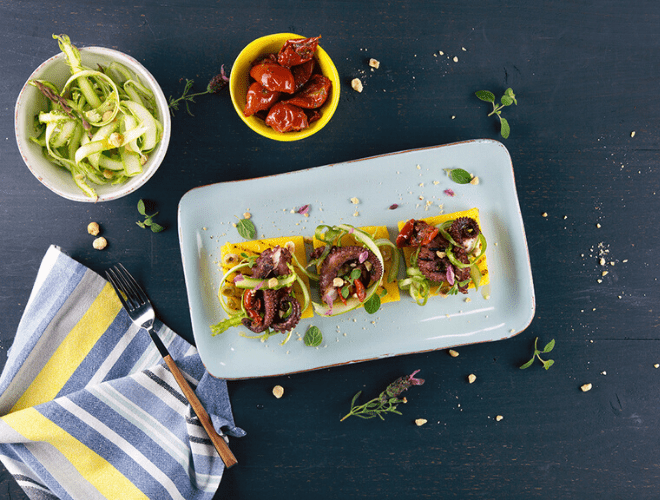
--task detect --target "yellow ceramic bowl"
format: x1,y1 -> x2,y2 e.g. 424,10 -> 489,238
229,33 -> 340,141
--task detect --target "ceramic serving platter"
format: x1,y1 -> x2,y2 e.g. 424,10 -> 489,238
178,139 -> 535,379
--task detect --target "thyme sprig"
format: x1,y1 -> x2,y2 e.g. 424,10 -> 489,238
168,65 -> 229,116
341,370 -> 425,421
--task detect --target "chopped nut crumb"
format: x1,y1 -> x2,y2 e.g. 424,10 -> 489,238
464,297 -> 471,303
87,222 -> 100,236
415,418 -> 427,426
470,176 -> 480,185
580,383 -> 592,392
655,364 -> 659,369
92,237 -> 107,250
596,223 -> 601,228
631,131 -> 636,137
448,349 -> 459,357
468,374 -> 476,384
243,212 -> 252,219
353,211 -> 359,217
542,212 -> 548,218
453,56 -> 459,62
368,58 -> 380,69
272,385 -> 284,399
599,258 -> 606,266
351,78 -> 363,92
495,415 -> 504,421
601,271 -> 609,276
350,197 -> 360,204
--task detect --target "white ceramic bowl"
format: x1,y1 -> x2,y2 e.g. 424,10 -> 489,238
14,46 -> 171,202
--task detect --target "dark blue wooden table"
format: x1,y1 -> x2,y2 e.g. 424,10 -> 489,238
1,1 -> 659,498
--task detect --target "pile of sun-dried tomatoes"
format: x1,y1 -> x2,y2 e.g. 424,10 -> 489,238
243,36 -> 332,133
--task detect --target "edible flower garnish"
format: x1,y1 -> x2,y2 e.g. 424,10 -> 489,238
341,370 -> 425,421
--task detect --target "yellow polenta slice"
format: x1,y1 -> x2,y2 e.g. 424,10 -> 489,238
313,225 -> 400,304
397,208 -> 489,292
219,235 -> 313,319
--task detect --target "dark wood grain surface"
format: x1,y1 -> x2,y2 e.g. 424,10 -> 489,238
1,1 -> 659,498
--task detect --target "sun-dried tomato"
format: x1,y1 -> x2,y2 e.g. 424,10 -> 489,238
264,102 -> 309,133
243,82 -> 281,117
285,74 -> 331,109
249,59 -> 295,93
292,59 -> 315,91
277,36 -> 321,67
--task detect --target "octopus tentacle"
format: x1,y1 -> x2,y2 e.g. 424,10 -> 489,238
270,295 -> 302,332
448,217 -> 480,250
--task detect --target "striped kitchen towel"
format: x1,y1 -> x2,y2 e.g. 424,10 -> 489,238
0,245 -> 245,500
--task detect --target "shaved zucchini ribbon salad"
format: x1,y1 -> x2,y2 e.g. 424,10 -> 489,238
398,220 -> 487,306
29,34 -> 163,200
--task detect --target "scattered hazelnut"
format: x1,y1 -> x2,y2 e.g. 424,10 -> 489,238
368,58 -> 380,69
351,78 -> 363,93
580,383 -> 592,392
415,418 -> 427,426
495,415 -> 504,421
468,374 -> 477,384
448,349 -> 459,357
92,237 -> 107,250
87,222 -> 100,236
272,385 -> 284,399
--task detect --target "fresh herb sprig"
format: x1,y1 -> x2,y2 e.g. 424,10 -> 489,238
168,66 -> 229,116
475,88 -> 517,139
444,168 -> 473,184
341,370 -> 425,421
520,337 -> 555,370
136,199 -> 164,233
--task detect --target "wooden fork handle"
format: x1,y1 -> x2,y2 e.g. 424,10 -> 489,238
164,354 -> 238,468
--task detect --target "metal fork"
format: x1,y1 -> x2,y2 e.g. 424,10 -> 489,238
106,264 -> 238,469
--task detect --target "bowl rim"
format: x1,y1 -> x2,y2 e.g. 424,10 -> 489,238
14,46 -> 171,202
229,33 -> 340,142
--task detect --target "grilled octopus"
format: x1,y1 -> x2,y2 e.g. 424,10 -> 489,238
241,246 -> 302,333
397,217 -> 480,294
310,245 -> 383,308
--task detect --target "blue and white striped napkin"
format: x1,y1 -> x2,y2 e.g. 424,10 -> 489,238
0,245 -> 244,500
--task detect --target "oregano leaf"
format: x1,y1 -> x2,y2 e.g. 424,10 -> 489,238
519,358 -> 535,370
500,117 -> 510,139
137,199 -> 146,215
543,359 -> 555,370
543,339 -> 555,353
304,326 -> 323,347
501,95 -> 514,106
475,90 -> 495,103
150,223 -> 164,233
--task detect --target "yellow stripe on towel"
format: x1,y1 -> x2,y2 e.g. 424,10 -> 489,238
2,408 -> 147,499
11,283 -> 122,412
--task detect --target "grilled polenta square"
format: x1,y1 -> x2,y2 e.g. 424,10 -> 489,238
219,235 -> 313,319
312,225 -> 400,304
397,208 -> 489,293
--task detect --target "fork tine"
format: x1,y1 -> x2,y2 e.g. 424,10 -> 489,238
117,263 -> 150,305
111,266 -> 141,308
105,268 -> 132,310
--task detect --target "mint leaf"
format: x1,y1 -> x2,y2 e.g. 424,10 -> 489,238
500,95 -> 514,106
304,326 -> 323,347
363,293 -> 381,314
444,168 -> 473,184
137,199 -> 146,215
236,218 -> 256,240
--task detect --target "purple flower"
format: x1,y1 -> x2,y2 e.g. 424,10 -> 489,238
296,204 -> 310,215
207,65 -> 230,93
444,188 -> 455,197
379,370 -> 425,402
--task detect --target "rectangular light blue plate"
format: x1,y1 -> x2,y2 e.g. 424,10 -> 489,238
178,140 -> 535,379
